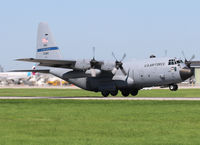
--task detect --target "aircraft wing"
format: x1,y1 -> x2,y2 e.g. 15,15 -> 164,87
9,69 -> 50,73
16,58 -> 76,69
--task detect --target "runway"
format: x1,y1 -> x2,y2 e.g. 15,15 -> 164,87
1,96 -> 200,100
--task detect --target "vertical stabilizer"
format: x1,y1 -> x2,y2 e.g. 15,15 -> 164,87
36,22 -> 61,59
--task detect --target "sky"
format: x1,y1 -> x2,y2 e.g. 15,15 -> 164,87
0,0 -> 200,70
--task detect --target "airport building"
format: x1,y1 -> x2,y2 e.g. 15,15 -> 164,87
189,61 -> 200,86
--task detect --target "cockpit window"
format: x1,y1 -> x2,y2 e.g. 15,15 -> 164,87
176,60 -> 183,64
180,60 -> 183,63
169,59 -> 183,65
168,59 -> 176,65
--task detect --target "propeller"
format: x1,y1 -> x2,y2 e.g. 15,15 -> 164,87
89,47 -> 99,77
164,50 -> 167,57
125,69 -> 130,82
112,52 -> 127,75
189,54 -> 195,61
181,51 -> 195,67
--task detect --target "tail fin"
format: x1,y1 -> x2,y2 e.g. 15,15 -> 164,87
36,22 -> 61,59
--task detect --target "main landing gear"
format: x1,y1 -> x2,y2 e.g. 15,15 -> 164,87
101,91 -> 110,97
121,89 -> 138,97
169,84 -> 178,91
130,89 -> 139,96
101,90 -> 118,97
101,89 -> 139,97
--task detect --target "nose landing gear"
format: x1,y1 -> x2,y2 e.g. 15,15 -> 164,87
169,84 -> 178,91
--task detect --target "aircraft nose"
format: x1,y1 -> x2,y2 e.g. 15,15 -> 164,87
179,67 -> 193,81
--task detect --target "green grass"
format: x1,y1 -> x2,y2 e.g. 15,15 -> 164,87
0,88 -> 200,97
0,100 -> 200,145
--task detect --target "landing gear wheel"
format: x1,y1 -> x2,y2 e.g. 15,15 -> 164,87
101,91 -> 109,97
121,90 -> 130,97
169,84 -> 178,91
110,90 -> 118,96
130,89 -> 139,96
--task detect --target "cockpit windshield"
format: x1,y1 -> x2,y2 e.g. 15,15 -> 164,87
176,60 -> 183,64
168,59 -> 183,65
168,59 -> 175,65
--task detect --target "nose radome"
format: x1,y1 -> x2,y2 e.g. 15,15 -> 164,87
179,68 -> 193,81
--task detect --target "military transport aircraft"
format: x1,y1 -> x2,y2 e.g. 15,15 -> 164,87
14,22 -> 198,97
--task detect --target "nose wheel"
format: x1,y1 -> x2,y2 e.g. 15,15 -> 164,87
169,84 -> 178,91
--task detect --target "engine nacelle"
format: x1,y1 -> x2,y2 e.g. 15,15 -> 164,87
101,62 -> 115,71
74,60 -> 90,70
85,69 -> 101,76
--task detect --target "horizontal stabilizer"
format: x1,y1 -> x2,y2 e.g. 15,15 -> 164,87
16,58 -> 76,69
9,69 -> 50,73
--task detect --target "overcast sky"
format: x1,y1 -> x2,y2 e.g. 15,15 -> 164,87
0,0 -> 200,70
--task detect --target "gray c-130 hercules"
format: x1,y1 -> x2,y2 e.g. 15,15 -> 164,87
15,22 -> 197,97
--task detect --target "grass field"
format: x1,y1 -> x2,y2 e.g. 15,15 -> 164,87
0,88 -> 200,97
0,100 -> 200,145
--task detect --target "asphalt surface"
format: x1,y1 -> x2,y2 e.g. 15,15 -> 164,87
1,96 -> 200,100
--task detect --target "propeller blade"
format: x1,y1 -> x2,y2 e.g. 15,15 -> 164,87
120,66 -> 127,76
189,54 -> 195,61
181,51 -> 186,59
120,53 -> 126,62
164,50 -> 167,57
181,50 -> 188,63
125,69 -> 130,81
112,52 -> 118,61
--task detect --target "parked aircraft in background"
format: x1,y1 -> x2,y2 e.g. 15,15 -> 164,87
14,22 -> 199,97
0,71 -> 32,85
0,66 -> 36,85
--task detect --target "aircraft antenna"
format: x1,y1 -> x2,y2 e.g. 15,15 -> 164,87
92,47 -> 95,60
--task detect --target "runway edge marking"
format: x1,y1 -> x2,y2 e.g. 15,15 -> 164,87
1,97 -> 200,100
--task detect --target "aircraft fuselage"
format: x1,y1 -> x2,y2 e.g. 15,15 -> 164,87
50,57 -> 193,95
